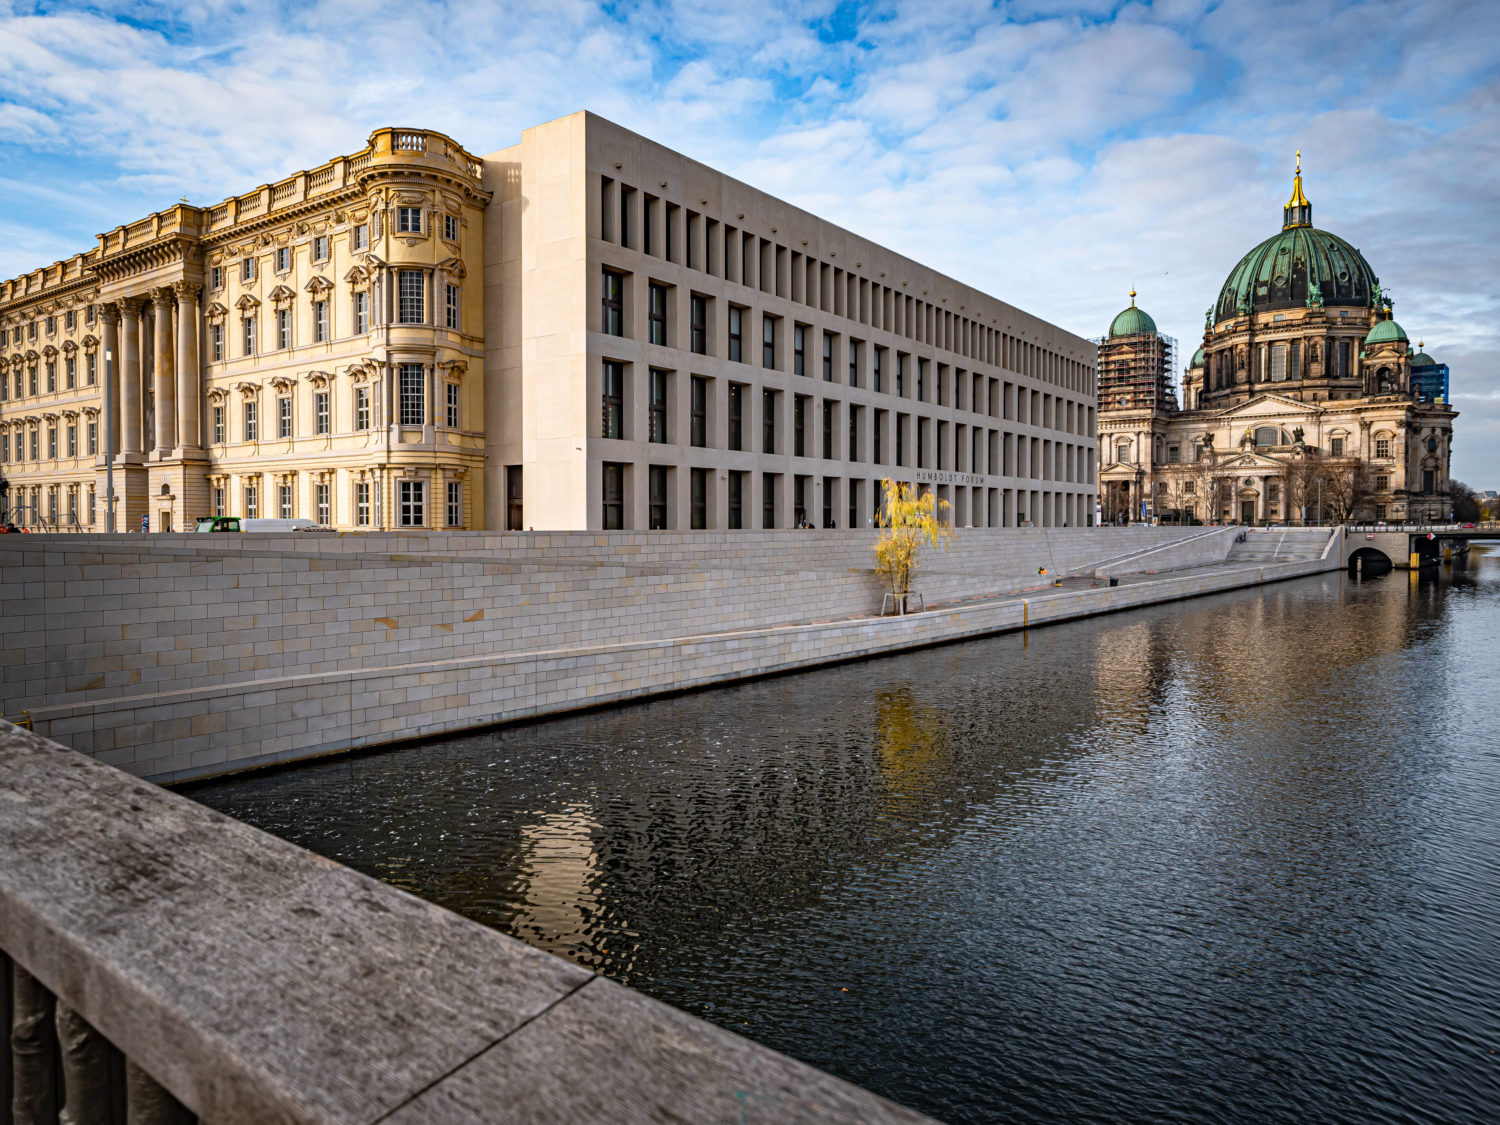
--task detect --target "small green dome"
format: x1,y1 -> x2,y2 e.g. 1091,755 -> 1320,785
1189,346 -> 1205,368
1108,292 -> 1157,338
1365,318 -> 1408,345
1411,343 -> 1435,365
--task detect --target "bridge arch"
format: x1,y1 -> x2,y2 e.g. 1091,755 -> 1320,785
1348,547 -> 1392,576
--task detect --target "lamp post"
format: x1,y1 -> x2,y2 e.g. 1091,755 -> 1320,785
104,347 -> 116,533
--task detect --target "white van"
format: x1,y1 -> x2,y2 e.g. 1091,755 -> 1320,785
240,518 -> 326,533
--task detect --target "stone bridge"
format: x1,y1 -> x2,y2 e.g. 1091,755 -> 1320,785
1343,523 -> 1496,572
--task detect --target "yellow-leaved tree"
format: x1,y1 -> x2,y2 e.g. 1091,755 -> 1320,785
873,480 -> 954,614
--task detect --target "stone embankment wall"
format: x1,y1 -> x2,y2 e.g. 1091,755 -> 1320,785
0,527 -> 1334,782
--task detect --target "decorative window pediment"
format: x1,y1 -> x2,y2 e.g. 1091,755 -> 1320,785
269,375 -> 297,392
345,361 -> 378,384
268,285 -> 297,308
62,409 -> 79,421
235,294 -> 261,313
344,264 -> 372,290
81,406 -> 99,418
306,370 -> 333,388
437,256 -> 466,281
206,387 -> 229,404
25,349 -> 39,362
61,339 -> 78,354
437,359 -> 467,383
41,345 -> 57,358
81,335 -> 99,351
204,302 -> 228,323
305,275 -> 334,296
235,381 -> 261,399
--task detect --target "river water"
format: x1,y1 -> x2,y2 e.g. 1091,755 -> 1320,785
190,548 -> 1500,1124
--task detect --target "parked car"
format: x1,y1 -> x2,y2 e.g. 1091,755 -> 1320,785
193,517 -> 328,533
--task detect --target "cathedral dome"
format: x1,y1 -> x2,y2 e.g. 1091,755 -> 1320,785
1365,317 -> 1407,345
1189,346 -> 1205,368
1213,158 -> 1379,324
1109,290 -> 1157,337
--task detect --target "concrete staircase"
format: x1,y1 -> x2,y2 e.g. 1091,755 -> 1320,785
1226,528 -> 1332,563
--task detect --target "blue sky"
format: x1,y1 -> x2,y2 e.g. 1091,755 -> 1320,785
3,0 -> 1498,483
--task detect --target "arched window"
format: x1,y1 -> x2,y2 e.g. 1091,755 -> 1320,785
1254,426 -> 1279,448
1117,440 -> 1132,464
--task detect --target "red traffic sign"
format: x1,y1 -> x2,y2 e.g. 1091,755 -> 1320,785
1427,532 -> 1436,540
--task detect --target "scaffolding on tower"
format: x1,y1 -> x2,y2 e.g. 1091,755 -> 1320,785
1091,331 -> 1179,413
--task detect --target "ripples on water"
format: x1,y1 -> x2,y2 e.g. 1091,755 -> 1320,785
190,549 -> 1500,1124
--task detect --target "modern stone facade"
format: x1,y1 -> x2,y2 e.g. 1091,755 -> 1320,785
1097,159 -> 1458,525
1,113 -> 1097,532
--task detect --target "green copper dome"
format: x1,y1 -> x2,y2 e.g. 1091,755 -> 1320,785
1189,346 -> 1205,368
1411,343 -> 1435,365
1365,318 -> 1408,345
1108,292 -> 1157,338
1214,225 -> 1379,324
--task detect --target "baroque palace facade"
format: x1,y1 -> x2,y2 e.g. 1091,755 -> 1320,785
1097,160 -> 1457,525
0,113 -> 1098,532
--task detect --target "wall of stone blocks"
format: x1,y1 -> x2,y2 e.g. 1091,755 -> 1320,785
0,527 -> 1334,782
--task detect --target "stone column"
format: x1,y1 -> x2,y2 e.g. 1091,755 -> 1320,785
175,282 -> 201,450
120,298 -> 143,455
100,304 -> 121,460
153,288 -> 177,453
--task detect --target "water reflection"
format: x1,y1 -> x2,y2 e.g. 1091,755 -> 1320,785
191,550 -> 1500,1124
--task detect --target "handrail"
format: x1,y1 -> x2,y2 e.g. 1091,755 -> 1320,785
0,724 -> 932,1124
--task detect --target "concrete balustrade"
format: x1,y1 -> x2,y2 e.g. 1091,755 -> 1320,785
0,723 -> 933,1124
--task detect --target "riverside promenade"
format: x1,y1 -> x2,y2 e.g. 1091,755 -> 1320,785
0,526 -> 1340,784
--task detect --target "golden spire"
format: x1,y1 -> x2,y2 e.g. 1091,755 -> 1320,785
1286,149 -> 1309,210
1129,287 -> 1136,306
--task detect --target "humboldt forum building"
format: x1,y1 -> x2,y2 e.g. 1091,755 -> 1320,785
0,113 -> 1098,533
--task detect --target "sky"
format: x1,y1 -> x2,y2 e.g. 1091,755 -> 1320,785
2,0 -> 1497,483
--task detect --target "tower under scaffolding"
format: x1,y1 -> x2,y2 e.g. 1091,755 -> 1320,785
1090,330 -> 1178,413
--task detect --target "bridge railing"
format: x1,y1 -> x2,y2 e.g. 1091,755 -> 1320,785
0,722 -> 931,1124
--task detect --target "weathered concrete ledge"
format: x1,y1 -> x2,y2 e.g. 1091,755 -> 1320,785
0,723 -> 934,1123
18,542 -> 1339,784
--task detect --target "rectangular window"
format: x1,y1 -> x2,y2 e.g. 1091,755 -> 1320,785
763,472 -> 777,529
29,367 -> 37,395
356,482 -> 371,527
649,369 -> 668,443
728,383 -> 744,451
506,466 -> 524,530
277,308 -> 292,350
244,483 -> 259,519
649,283 -> 667,345
648,465 -> 668,529
823,401 -> 834,460
244,400 -> 258,441
29,430 -> 37,460
275,247 -> 291,272
213,486 -> 225,518
849,340 -> 860,388
355,385 -> 371,430
1337,340 -> 1351,379
1375,474 -> 1390,491
243,317 -> 256,356
313,300 -> 328,342
874,349 -> 883,393
313,235 -> 329,262
727,471 -> 743,530
398,270 -> 425,323
278,483 -> 294,520
1375,438 -> 1391,459
849,405 -> 859,462
87,354 -> 96,385
896,354 -> 905,396
822,332 -> 833,381
445,382 -> 460,429
277,396 -> 292,438
67,424 -> 76,458
446,480 -> 462,527
396,207 -> 422,234
794,395 -> 806,457
354,291 -> 369,334
690,376 -> 707,448
399,480 -> 425,526
242,258 -> 256,282
213,405 -> 225,444
66,310 -> 75,331
445,284 -> 460,330
66,357 -> 75,388
444,214 -> 459,242
602,462 -> 624,529
762,388 -> 776,453
917,359 -> 926,401
399,364 -> 426,426
1270,343 -> 1287,381
47,427 -> 57,459
1330,436 -> 1344,457
352,225 -> 368,251
728,307 -> 743,362
317,482 -> 331,526
602,269 -> 624,336
1289,340 -> 1301,381
87,420 -> 97,455
794,325 -> 806,376
602,361 -> 624,439
690,467 -> 707,529
211,265 -> 224,289
47,362 -> 55,392
691,295 -> 708,355
315,391 -> 330,435
763,315 -> 776,369
211,324 -> 224,362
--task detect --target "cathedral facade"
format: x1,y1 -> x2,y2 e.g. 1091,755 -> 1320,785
1097,160 -> 1457,526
